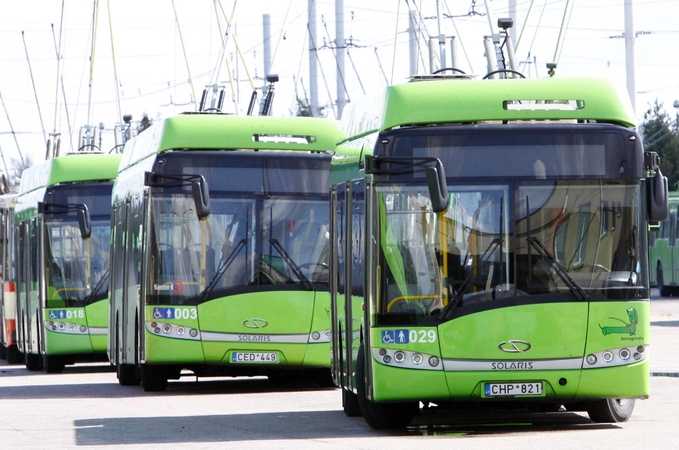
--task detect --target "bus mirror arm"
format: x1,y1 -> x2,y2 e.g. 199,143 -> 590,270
426,164 -> 449,213
647,169 -> 669,225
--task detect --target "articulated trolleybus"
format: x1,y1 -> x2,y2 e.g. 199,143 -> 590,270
14,152 -> 121,373
330,77 -> 669,428
110,113 -> 343,391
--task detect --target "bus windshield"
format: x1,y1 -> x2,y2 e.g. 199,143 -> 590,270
376,180 -> 644,326
44,184 -> 113,308
146,152 -> 331,306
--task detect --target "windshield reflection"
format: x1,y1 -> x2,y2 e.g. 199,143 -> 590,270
148,194 -> 329,305
376,181 -> 644,325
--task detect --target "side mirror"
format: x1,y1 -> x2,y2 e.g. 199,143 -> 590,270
77,205 -> 91,239
192,178 -> 211,219
425,162 -> 449,213
648,169 -> 669,225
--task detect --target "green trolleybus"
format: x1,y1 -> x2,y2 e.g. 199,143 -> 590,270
0,193 -> 20,363
648,191 -> 679,295
109,113 -> 343,391
14,152 -> 121,373
330,77 -> 669,428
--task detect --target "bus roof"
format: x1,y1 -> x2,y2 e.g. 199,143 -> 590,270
340,77 -> 637,139
119,114 -> 345,172
18,153 -> 121,195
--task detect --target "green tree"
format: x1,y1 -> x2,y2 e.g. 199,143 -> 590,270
642,101 -> 679,190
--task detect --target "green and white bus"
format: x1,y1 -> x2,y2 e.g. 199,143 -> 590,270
14,152 -> 121,373
330,77 -> 668,428
649,191 -> 679,295
109,113 -> 343,391
0,193 -> 20,363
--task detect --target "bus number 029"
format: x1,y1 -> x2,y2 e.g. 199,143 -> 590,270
409,329 -> 436,343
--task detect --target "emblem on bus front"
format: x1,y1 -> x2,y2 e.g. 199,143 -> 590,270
243,318 -> 268,329
498,340 -> 531,353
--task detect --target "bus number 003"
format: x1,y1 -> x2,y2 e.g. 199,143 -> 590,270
409,330 -> 436,343
173,308 -> 197,320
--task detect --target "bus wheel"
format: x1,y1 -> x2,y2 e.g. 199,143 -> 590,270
6,345 -> 22,364
25,352 -> 43,371
658,264 -> 671,297
117,362 -> 140,386
342,388 -> 362,417
586,398 -> 635,423
43,355 -> 65,374
355,345 -> 418,429
141,365 -> 168,392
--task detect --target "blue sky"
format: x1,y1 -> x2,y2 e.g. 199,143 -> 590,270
0,0 -> 678,173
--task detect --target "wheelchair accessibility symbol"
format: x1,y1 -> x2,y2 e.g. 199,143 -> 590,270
381,329 -> 409,344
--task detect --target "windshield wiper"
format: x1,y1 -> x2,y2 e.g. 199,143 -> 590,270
528,237 -> 590,301
439,237 -> 503,320
84,269 -> 109,305
269,239 -> 314,290
198,238 -> 247,302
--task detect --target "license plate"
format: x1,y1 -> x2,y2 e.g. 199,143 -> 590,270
485,382 -> 543,397
231,352 -> 278,364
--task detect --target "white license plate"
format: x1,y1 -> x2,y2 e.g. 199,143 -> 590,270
485,382 -> 543,397
231,352 -> 278,363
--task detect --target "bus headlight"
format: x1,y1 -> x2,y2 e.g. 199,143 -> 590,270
428,356 -> 440,367
393,351 -> 406,363
411,353 -> 423,365
586,354 -> 597,365
602,351 -> 614,363
619,348 -> 631,360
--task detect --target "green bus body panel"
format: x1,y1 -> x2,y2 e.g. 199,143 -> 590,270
378,78 -> 636,131
143,291 -> 331,367
43,300 -> 109,355
648,191 -> 679,287
16,153 -> 120,218
586,301 -> 649,352
437,303 -> 588,360
119,114 -> 344,173
368,301 -> 649,402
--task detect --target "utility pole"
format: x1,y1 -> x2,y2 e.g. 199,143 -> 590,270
335,0 -> 346,118
261,14 -> 272,115
624,0 -> 636,114
308,0 -> 319,117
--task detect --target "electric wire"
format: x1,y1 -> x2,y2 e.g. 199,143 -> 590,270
21,31 -> 47,148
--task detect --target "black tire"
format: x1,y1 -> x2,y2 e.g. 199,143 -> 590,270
117,362 -> 140,386
355,345 -> 418,429
586,398 -> 635,423
342,388 -> 362,417
25,352 -> 43,371
115,325 -> 140,386
141,365 -> 168,392
658,264 -> 671,297
43,354 -> 65,373
6,345 -> 22,364
0,343 -> 6,360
